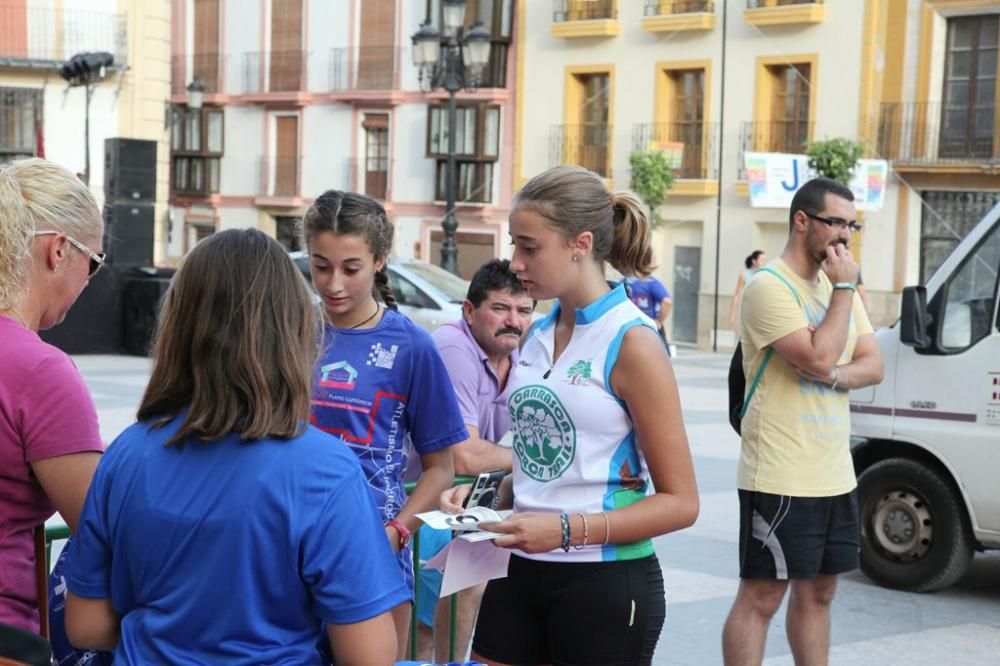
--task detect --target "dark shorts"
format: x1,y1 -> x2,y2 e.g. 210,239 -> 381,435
472,554 -> 665,666
738,489 -> 860,580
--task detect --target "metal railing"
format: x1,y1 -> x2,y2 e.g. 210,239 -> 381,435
632,122 -> 720,179
877,101 -> 1000,165
553,0 -> 617,22
736,120 -> 813,179
243,50 -> 308,94
172,53 -> 226,95
747,0 -> 823,7
45,475 -> 477,662
257,156 -> 303,198
644,0 -> 714,14
550,124 -> 614,178
0,87 -> 41,158
329,46 -> 399,91
0,3 -> 127,66
346,157 -> 395,201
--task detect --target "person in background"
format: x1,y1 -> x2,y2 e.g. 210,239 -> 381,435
728,250 -> 768,328
856,272 -> 871,313
623,273 -> 673,354
442,165 -> 700,666
304,190 -> 465,658
417,259 -> 534,662
65,229 -> 404,665
0,158 -> 104,635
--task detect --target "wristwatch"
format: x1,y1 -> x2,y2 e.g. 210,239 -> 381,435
385,519 -> 412,549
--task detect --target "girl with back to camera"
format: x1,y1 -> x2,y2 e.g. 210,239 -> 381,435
64,229 -> 405,665
441,165 -> 700,666
303,190 -> 465,657
0,158 -> 104,636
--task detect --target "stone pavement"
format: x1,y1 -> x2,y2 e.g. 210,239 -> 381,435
68,352 -> 1000,665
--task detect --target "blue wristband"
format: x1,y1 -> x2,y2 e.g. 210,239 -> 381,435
833,282 -> 856,292
559,513 -> 571,552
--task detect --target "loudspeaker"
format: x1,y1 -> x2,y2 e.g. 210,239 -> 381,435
104,138 -> 157,204
123,276 -> 172,356
105,203 -> 154,267
38,267 -> 124,354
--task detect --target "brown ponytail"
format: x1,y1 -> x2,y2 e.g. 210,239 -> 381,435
374,266 -> 397,310
609,190 -> 655,277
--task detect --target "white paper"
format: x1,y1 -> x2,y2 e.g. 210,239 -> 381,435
424,537 -> 511,597
416,507 -> 506,531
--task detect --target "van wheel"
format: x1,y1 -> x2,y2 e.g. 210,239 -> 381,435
858,458 -> 974,593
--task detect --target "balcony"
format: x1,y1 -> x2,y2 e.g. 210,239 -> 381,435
171,53 -> 225,96
736,120 -> 813,179
550,124 -> 613,179
632,122 -> 719,195
330,46 -> 399,92
877,102 -> 1000,172
642,1 -> 715,32
744,0 -> 825,27
256,156 -> 304,205
551,0 -> 620,38
347,157 -> 395,201
0,3 -> 127,68
243,51 -> 308,95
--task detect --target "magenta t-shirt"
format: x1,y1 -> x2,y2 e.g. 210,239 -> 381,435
0,316 -> 102,632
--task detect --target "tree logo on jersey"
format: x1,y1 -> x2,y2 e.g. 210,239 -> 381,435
509,384 -> 576,482
565,359 -> 592,386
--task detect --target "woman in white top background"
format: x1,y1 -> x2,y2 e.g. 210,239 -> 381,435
442,165 -> 699,666
728,250 -> 768,328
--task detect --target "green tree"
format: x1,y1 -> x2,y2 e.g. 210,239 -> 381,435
629,149 -> 675,228
805,137 -> 865,185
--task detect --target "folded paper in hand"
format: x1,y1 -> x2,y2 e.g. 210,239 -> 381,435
416,507 -> 505,532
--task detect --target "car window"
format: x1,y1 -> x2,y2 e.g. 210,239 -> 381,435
397,262 -> 468,303
389,271 -> 437,309
939,221 -> 1000,351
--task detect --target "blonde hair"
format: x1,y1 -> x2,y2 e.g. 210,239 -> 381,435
0,158 -> 102,310
513,165 -> 655,277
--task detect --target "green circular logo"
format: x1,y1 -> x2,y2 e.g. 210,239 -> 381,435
509,384 -> 576,482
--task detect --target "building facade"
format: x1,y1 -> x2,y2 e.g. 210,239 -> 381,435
168,0 -> 519,279
515,0 -> 1000,348
0,0 -> 170,259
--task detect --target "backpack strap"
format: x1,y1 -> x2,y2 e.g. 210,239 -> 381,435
738,266 -> 804,420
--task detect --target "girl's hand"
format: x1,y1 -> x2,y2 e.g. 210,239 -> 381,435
481,512 -> 563,554
384,525 -> 402,553
440,483 -> 472,514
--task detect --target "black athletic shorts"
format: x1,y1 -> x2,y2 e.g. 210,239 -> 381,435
738,489 -> 860,580
472,554 -> 666,666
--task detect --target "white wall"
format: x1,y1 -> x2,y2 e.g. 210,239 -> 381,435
218,207 -> 260,230
392,102 -> 438,202
225,0 -> 262,94
302,104 -> 353,196
220,106 -> 264,194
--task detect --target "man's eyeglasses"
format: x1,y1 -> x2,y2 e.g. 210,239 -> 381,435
804,212 -> 863,233
33,230 -> 106,277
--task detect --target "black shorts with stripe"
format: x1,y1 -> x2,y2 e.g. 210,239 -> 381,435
737,489 -> 860,580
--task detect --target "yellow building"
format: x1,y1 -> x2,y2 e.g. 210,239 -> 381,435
0,0 -> 170,262
515,0 -> 1000,349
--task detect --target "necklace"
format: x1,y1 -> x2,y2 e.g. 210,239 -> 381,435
348,303 -> 382,330
2,309 -> 29,329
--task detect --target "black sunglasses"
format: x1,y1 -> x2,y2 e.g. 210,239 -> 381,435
804,212 -> 863,233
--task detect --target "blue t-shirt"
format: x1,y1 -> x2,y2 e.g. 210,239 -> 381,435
66,415 -> 409,665
311,308 -> 468,521
624,276 -> 670,320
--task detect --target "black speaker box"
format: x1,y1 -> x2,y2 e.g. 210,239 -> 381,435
104,138 -> 157,204
105,203 -> 154,267
123,276 -> 172,356
38,267 -> 124,354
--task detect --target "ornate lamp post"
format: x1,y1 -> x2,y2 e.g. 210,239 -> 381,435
411,0 -> 491,275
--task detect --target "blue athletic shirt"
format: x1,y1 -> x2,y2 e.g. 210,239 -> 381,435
66,414 -> 409,665
623,276 -> 670,320
311,308 -> 468,523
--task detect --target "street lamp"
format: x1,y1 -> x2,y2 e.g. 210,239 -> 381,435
411,1 -> 491,276
166,77 -> 206,129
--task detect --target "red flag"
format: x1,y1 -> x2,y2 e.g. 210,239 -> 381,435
35,99 -> 45,158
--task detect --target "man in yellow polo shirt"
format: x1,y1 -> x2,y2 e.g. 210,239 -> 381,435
722,178 -> 884,666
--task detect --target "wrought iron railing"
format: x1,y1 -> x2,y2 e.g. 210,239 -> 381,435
632,122 -> 720,179
0,3 -> 127,66
553,0 -> 617,22
329,46 -> 399,91
644,0 -> 714,15
0,87 -> 41,161
257,156 -> 303,198
736,120 -> 814,179
243,50 -> 308,94
747,0 -> 823,7
551,124 -> 614,178
172,53 -> 226,95
877,101 -> 1000,165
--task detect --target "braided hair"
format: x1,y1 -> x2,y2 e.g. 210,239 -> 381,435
302,190 -> 398,310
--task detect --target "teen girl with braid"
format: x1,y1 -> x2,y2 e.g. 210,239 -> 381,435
304,190 -> 465,658
441,166 -> 700,666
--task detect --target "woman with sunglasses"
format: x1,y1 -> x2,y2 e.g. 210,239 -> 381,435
0,158 -> 105,635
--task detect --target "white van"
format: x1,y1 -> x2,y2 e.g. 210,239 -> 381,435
850,202 -> 1000,593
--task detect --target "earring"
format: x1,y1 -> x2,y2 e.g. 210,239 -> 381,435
572,254 -> 581,262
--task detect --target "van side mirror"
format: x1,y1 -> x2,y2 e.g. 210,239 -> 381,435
900,286 -> 932,349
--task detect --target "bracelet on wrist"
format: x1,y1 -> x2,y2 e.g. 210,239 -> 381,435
559,513 -> 571,552
833,282 -> 857,292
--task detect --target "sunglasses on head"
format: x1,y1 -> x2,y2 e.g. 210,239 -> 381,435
803,212 -> 863,233
33,230 -> 106,277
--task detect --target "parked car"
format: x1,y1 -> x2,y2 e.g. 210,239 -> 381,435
290,252 -> 467,332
